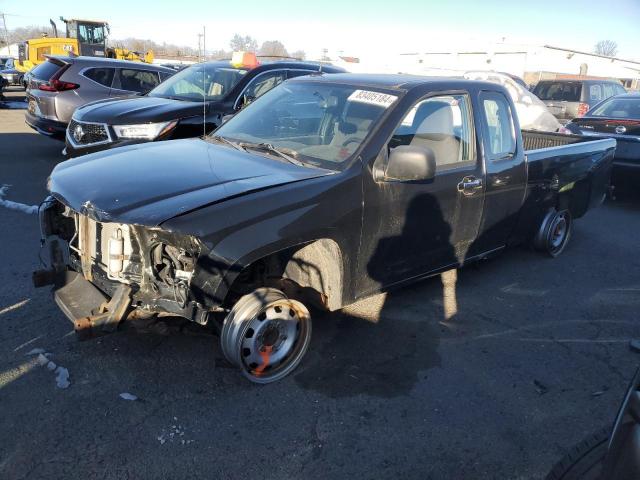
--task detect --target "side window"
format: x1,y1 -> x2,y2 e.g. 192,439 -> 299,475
119,69 -> 160,93
390,94 -> 475,170
243,70 -> 286,101
83,68 -> 115,88
159,71 -> 173,82
481,92 -> 516,159
589,84 -> 603,102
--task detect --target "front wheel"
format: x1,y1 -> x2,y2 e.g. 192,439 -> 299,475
220,288 -> 312,384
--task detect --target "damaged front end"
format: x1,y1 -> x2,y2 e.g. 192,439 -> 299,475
34,197 -> 213,339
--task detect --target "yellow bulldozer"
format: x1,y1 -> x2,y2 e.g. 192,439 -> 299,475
15,18 -> 154,73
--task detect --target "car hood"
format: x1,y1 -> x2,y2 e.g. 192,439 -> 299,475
48,138 -> 334,226
74,95 -> 216,124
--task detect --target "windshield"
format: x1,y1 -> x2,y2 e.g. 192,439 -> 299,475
589,97 -> 640,119
148,64 -> 248,102
213,82 -> 398,170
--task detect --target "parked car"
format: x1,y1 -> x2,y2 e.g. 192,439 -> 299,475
0,57 -> 22,86
63,58 -> 345,157
546,368 -> 640,479
25,56 -> 175,140
532,79 -> 626,123
564,93 -> 640,186
34,74 -> 614,383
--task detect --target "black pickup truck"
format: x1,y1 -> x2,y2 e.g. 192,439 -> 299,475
35,73 -> 615,383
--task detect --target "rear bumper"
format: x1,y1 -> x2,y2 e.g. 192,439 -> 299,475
25,112 -> 67,140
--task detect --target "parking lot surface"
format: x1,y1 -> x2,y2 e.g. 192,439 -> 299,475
1,87 -> 639,479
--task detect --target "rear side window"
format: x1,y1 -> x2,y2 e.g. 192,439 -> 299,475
390,93 -> 475,170
31,60 -> 64,80
589,84 -> 603,102
534,82 -> 581,102
481,92 -> 516,159
83,67 -> 115,88
119,69 -> 160,93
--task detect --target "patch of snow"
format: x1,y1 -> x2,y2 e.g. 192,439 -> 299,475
36,353 -> 50,366
119,392 -> 138,401
25,347 -> 46,356
54,366 -> 70,389
46,361 -> 57,371
0,184 -> 40,215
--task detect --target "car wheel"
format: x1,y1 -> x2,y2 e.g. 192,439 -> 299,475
220,287 -> 312,384
546,428 -> 608,480
534,209 -> 573,257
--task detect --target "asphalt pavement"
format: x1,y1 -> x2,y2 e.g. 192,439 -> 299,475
1,87 -> 639,479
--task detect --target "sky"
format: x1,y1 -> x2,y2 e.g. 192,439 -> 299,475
2,0 -> 640,60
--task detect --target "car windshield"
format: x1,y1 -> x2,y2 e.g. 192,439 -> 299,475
212,82 -> 399,170
589,97 -> 640,119
148,63 -> 248,101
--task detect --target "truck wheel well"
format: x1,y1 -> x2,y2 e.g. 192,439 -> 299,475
227,239 -> 344,311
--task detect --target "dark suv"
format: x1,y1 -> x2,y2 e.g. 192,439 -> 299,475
65,59 -> 346,157
532,79 -> 626,123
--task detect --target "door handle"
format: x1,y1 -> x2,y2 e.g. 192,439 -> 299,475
457,176 -> 483,196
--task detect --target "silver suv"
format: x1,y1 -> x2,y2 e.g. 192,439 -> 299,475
25,56 -> 174,140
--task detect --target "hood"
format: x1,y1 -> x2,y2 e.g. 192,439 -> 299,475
48,138 -> 333,226
75,95 -> 216,124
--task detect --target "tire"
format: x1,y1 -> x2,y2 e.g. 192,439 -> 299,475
220,287 -> 312,384
546,428 -> 608,480
534,209 -> 573,257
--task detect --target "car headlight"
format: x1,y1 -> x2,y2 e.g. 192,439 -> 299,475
112,120 -> 178,140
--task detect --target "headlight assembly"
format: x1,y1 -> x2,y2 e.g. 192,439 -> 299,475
112,120 -> 178,140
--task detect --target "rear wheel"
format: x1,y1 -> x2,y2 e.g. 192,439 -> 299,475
220,287 -> 312,384
546,428 -> 608,480
535,209 -> 573,257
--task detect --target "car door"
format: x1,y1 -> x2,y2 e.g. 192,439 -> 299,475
359,91 -> 485,292
466,90 -> 527,256
110,68 -> 161,96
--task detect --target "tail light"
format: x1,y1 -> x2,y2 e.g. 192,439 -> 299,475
38,64 -> 78,92
577,103 -> 590,117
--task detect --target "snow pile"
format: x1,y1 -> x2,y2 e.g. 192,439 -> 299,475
0,185 -> 39,215
26,348 -> 70,389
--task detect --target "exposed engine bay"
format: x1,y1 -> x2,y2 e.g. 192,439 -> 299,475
35,198 -> 210,337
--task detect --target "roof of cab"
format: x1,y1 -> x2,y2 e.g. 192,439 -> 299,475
200,59 -> 345,72
290,72 -> 501,92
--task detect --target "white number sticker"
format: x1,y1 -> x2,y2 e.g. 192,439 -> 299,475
347,90 -> 397,108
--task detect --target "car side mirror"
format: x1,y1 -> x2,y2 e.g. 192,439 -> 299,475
384,145 -> 436,182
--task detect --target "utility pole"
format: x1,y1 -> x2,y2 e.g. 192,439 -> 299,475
197,32 -> 204,61
202,25 -> 206,61
0,13 -> 10,52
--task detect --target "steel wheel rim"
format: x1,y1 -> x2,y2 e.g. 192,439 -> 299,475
549,213 -> 567,250
221,293 -> 312,383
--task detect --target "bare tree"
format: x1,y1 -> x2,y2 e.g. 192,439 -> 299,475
290,49 -> 306,60
229,34 -> 258,53
258,40 -> 289,58
594,40 -> 618,57
7,25 -> 54,44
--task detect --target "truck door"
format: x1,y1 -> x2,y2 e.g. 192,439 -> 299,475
359,92 -> 484,292
466,90 -> 527,256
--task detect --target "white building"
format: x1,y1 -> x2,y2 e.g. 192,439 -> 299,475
393,43 -> 640,89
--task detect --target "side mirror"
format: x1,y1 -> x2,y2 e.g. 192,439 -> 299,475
384,145 -> 436,182
221,113 -> 235,124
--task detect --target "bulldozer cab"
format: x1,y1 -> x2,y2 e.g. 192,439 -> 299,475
63,19 -> 107,57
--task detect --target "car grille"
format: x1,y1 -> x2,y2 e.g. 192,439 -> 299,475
68,119 -> 110,147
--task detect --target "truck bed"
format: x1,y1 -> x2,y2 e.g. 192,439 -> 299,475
521,130 -> 616,218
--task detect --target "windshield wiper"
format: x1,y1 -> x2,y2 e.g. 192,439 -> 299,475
210,135 -> 245,152
238,142 -> 307,167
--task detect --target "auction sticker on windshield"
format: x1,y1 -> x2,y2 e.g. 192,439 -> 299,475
348,90 -> 398,108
